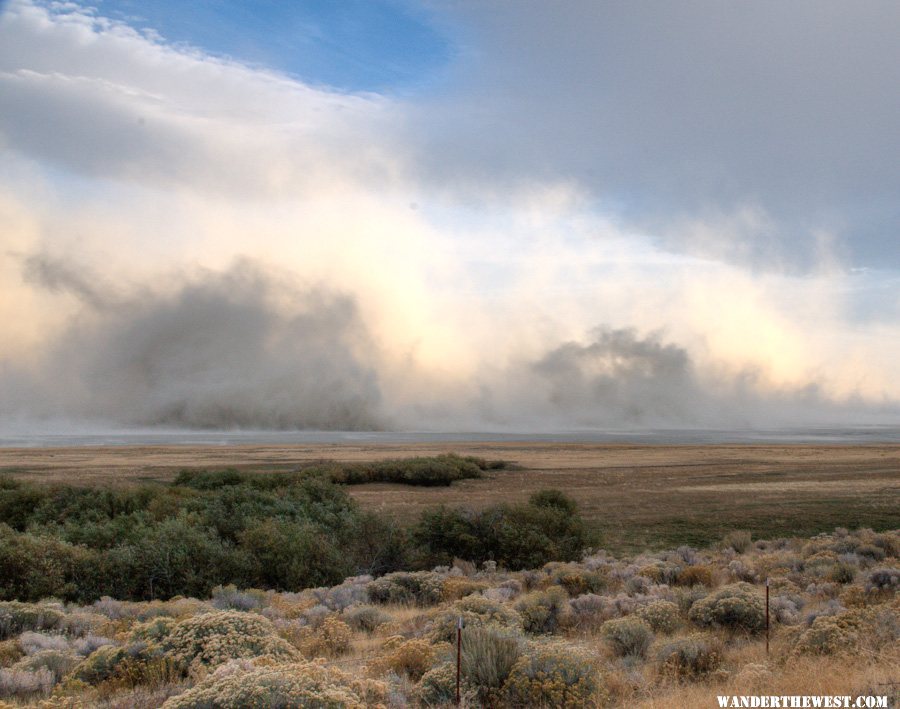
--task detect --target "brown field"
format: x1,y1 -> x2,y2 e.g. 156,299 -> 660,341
1,442 -> 898,552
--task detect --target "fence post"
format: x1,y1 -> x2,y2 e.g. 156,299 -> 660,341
765,577 -> 770,655
456,616 -> 463,705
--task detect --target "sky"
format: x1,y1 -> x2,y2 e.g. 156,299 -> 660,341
0,0 -> 898,432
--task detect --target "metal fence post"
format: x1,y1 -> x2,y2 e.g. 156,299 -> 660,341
456,616 -> 463,705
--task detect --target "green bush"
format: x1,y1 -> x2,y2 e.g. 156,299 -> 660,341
414,490 -> 589,569
601,617 -> 654,658
688,583 -> 765,634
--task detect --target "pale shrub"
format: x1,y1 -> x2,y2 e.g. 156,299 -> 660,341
343,605 -> 390,633
770,596 -> 802,625
314,575 -> 372,611
367,572 -> 444,606
865,567 -> 899,592
430,594 -> 521,642
635,600 -> 680,634
724,531 -> 753,553
162,659 -> 386,708
793,614 -> 860,655
211,585 -> 265,611
505,644 -> 602,708
515,587 -> 571,634
0,602 -> 63,640
72,634 -> 115,657
460,626 -> 522,703
688,583 -> 765,633
0,665 -> 54,697
164,610 -> 300,671
656,633 -> 723,680
18,632 -> 69,655
8,648 -> 78,684
601,617 -> 653,658
92,597 -> 128,620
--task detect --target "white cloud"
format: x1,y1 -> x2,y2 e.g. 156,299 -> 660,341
0,0 -> 898,431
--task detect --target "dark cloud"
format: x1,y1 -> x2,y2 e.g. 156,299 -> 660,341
531,328 -> 699,425
3,259 -> 386,430
416,0 -> 900,267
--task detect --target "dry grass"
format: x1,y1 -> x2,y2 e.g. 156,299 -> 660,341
1,443 -> 898,553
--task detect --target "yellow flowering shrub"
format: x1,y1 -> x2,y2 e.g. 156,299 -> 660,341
370,638 -> 435,680
161,659 -> 387,708
504,644 -> 602,707
635,600 -> 681,634
163,611 -> 300,672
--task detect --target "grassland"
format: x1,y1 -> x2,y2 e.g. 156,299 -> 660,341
1,443 -> 897,554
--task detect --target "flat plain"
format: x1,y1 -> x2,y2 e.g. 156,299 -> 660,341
1,443 -> 897,552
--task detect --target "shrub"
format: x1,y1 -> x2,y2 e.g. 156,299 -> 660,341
0,602 -> 63,640
372,638 -> 435,681
636,600 -> 680,634
161,659 -> 386,708
17,632 -> 69,655
676,565 -> 714,588
0,639 -> 24,668
441,577 -> 488,601
240,519 -> 350,592
8,648 -> 79,684
307,616 -> 352,658
505,644 -> 601,708
431,594 -> 522,642
827,562 -> 856,584
793,614 -> 860,655
164,611 -> 300,671
211,584 -> 265,611
414,491 -> 589,570
601,617 -> 654,658
865,568 -> 899,593
0,665 -> 54,698
657,633 -> 723,680
343,605 -> 390,634
366,572 -> 443,606
516,587 -> 571,634
70,645 -> 130,684
417,662 -> 459,706
460,626 -> 522,703
724,531 -> 752,554
549,565 -> 607,596
688,583 -> 765,634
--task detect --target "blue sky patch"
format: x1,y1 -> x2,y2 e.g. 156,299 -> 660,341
91,0 -> 452,93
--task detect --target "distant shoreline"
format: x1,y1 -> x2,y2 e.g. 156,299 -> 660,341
1,425 -> 900,447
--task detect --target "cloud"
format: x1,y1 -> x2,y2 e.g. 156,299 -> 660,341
2,259 -> 385,429
0,0 -> 898,433
414,0 -> 900,267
